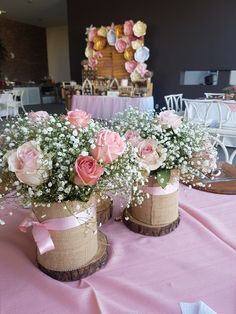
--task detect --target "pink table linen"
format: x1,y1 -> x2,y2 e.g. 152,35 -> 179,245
71,95 -> 154,120
1,186 -> 236,314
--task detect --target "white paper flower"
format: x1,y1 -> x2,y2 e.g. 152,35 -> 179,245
133,21 -> 147,37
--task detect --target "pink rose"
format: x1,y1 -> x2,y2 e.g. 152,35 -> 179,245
88,56 -> 98,69
67,109 -> 92,128
125,60 -> 138,74
135,63 -> 148,77
7,141 -> 49,186
115,38 -> 127,53
159,110 -> 182,129
124,20 -> 134,36
28,111 -> 49,122
137,139 -> 167,171
124,130 -> 142,146
91,130 -> 126,164
88,27 -> 97,42
74,156 -> 104,186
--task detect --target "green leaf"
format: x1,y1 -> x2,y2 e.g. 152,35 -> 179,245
156,169 -> 171,189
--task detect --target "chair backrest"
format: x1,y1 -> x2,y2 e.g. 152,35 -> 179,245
164,94 -> 183,112
184,99 -> 236,127
204,93 -> 225,99
210,135 -> 236,164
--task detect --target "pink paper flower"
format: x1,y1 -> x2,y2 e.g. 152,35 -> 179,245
115,38 -> 127,53
135,63 -> 148,77
28,111 -> 49,122
74,155 -> 104,186
124,130 -> 142,146
7,141 -> 49,186
88,56 -> 98,69
125,60 -> 138,73
124,20 -> 134,36
159,110 -> 182,129
88,27 -> 97,42
93,51 -> 103,59
137,139 -> 167,171
91,130 -> 126,164
67,109 -> 92,128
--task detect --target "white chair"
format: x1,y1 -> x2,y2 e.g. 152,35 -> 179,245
183,99 -> 217,127
204,93 -> 225,99
184,99 -> 236,153
210,135 -> 236,164
164,94 -> 184,115
0,93 -> 15,119
12,89 -> 26,114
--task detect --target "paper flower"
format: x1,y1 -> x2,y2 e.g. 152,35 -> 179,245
85,46 -> 94,58
88,56 -> 98,69
133,21 -> 147,37
125,60 -> 138,73
124,20 -> 134,36
115,38 -> 127,53
135,63 -> 148,77
107,29 -> 116,46
134,46 -> 150,62
131,39 -> 144,50
114,24 -> 124,38
130,69 -> 142,82
93,36 -> 107,50
88,27 -> 97,42
124,47 -> 134,61
97,26 -> 108,37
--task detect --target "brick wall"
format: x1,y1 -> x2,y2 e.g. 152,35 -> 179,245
0,17 -> 48,82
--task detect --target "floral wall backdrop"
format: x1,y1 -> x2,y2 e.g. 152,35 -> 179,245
67,0 -> 236,107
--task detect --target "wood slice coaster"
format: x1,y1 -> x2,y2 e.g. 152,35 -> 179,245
183,162 -> 236,195
96,201 -> 113,226
37,232 -> 108,282
123,208 -> 180,237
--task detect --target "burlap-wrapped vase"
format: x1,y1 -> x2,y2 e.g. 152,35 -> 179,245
96,195 -> 113,226
123,175 -> 180,236
33,196 -> 108,281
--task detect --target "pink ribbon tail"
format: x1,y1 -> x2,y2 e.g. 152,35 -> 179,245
19,205 -> 95,255
19,216 -> 55,254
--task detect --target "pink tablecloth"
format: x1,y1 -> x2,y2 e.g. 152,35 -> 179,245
1,186 -> 236,314
71,95 -> 154,120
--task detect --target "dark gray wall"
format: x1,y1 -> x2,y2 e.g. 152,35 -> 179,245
0,18 -> 48,82
67,0 -> 236,107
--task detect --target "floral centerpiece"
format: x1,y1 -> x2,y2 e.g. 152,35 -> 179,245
112,108 -> 217,236
84,20 -> 151,82
0,109 -> 144,280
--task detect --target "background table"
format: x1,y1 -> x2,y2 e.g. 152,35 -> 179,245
71,95 -> 154,120
1,186 -> 236,314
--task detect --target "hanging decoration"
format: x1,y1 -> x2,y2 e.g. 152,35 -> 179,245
84,20 -> 150,82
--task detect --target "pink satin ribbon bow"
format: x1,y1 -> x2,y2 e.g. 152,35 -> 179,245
19,206 -> 95,255
143,181 -> 179,196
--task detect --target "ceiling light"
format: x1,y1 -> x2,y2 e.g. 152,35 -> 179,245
0,10 -> 6,15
